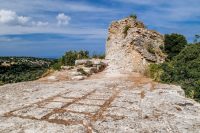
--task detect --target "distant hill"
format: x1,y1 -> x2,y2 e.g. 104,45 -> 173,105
0,57 -> 55,85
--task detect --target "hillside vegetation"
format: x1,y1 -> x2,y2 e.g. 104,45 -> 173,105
147,34 -> 200,102
0,52 -> 105,85
0,57 -> 54,85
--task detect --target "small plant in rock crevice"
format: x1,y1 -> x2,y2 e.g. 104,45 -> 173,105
77,68 -> 89,76
123,25 -> 131,37
107,37 -> 110,41
129,14 -> 137,19
147,44 -> 156,54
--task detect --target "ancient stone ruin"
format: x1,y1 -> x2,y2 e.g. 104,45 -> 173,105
106,17 -> 166,73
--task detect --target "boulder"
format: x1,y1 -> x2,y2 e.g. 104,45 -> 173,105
71,76 -> 87,80
61,66 -> 73,70
47,76 -> 58,81
70,71 -> 82,76
75,59 -> 107,73
82,67 -> 98,75
75,60 -> 91,66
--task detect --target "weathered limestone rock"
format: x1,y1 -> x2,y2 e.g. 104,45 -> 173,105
1,73 -> 200,132
106,17 -> 166,73
75,59 -> 107,73
71,75 -> 87,80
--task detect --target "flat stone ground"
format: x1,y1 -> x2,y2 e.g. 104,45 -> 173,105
0,72 -> 200,133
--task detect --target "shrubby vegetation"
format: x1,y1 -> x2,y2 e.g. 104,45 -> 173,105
92,53 -> 105,59
123,25 -> 131,37
147,34 -> 200,102
52,50 -> 89,70
194,34 -> 200,43
129,14 -> 137,19
164,33 -> 187,60
147,43 -> 156,54
61,50 -> 89,66
52,50 -> 105,70
0,57 -> 54,85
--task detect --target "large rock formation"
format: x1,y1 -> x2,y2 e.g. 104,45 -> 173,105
106,17 -> 166,73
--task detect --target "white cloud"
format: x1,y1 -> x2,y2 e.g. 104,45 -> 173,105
0,9 -> 30,25
0,9 -> 50,27
18,16 -> 30,24
0,24 -> 107,39
32,21 -> 49,27
0,9 -> 16,24
57,13 -> 71,26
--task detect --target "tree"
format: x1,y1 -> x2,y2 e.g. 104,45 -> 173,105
161,44 -> 200,102
194,34 -> 200,43
164,33 -> 187,60
61,50 -> 89,66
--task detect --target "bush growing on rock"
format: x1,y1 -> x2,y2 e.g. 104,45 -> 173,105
146,63 -> 163,81
123,25 -> 131,37
148,43 -> 200,102
77,68 -> 89,76
52,59 -> 62,70
147,44 -> 156,54
129,14 -> 137,19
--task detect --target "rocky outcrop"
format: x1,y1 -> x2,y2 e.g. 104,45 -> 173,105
106,17 -> 166,73
42,59 -> 107,81
75,59 -> 108,72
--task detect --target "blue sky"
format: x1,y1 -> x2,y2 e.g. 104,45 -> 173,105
0,0 -> 199,58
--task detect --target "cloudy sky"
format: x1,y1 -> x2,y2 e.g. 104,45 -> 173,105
0,0 -> 199,57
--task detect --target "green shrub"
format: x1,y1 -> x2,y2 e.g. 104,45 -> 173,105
148,44 -> 200,102
146,64 -> 163,81
164,33 -> 187,60
77,68 -> 89,76
135,22 -> 145,28
84,61 -> 93,67
194,34 -> 200,43
92,53 -> 105,59
129,14 -> 137,19
61,50 -> 89,66
123,25 -> 131,37
147,44 -> 155,54
171,44 -> 200,101
52,61 -> 62,70
159,45 -> 165,51
0,81 -> 4,85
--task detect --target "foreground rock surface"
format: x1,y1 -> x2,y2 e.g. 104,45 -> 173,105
0,72 -> 200,133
